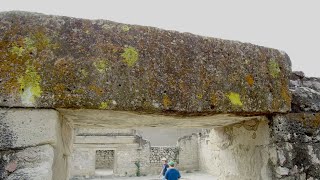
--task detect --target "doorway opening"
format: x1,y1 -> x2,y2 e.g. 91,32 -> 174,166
95,150 -> 115,177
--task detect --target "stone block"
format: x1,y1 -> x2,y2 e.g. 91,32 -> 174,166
74,136 -> 136,144
1,145 -> 54,180
0,108 -> 59,149
290,74 -> 320,113
0,11 -> 291,114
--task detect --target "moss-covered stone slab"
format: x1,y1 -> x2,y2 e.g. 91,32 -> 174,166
0,11 -> 291,114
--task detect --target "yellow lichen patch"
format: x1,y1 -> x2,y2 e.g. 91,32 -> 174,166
23,37 -> 36,53
18,64 -> 42,106
53,84 -> 66,92
227,92 -> 243,106
73,89 -> 85,94
10,46 -> 24,57
163,94 -> 172,108
281,85 -> 291,107
121,46 -> 139,67
245,74 -> 254,86
210,93 -> 217,105
313,114 -> 320,128
99,101 -> 110,109
196,94 -> 203,99
89,85 -> 104,95
93,59 -> 108,73
268,59 -> 281,78
121,25 -> 131,32
10,36 -> 41,58
272,98 -> 280,111
80,69 -> 88,77
32,31 -> 52,52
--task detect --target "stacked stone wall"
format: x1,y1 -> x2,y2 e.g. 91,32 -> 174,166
269,72 -> 320,180
270,114 -> 320,179
149,147 -> 179,164
95,150 -> 114,169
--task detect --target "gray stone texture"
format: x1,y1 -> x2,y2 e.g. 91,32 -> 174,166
290,71 -> 320,112
0,108 -> 70,180
271,114 -> 320,179
177,133 -> 199,171
0,108 -> 59,149
0,145 -> 54,180
270,73 -> 320,179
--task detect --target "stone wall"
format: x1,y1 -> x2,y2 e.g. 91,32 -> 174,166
71,148 -> 96,177
3,12 -> 320,180
135,128 -> 202,146
0,109 -> 70,180
199,119 -> 273,180
149,147 -> 179,163
70,128 -> 152,177
270,114 -> 320,179
95,150 -> 114,169
177,133 -> 199,171
269,73 -> 320,179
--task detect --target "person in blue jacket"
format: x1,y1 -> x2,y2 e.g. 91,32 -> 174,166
164,161 -> 181,180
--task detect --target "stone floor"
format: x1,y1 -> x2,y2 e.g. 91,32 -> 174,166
89,172 -> 217,180
71,169 -> 217,180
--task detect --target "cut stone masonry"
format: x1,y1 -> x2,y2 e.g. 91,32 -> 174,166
0,11 -> 319,180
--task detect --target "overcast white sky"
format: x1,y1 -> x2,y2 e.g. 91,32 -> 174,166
1,0 -> 319,77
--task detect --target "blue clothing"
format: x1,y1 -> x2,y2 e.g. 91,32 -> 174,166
162,164 -> 169,175
165,168 -> 181,180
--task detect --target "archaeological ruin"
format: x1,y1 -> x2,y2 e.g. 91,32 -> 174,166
0,11 -> 319,180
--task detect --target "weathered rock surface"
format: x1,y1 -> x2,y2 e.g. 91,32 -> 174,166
0,108 -> 59,149
290,72 -> 320,112
270,73 -> 320,179
270,114 -> 320,179
0,145 -> 54,180
0,11 -> 291,114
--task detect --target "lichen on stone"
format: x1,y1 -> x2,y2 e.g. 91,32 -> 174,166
23,37 -> 36,53
163,94 -> 172,108
10,46 -> 24,57
121,46 -> 139,67
196,94 -> 203,100
227,92 -> 243,106
93,59 -> 108,73
80,69 -> 88,77
18,64 -> 42,105
268,59 -> 281,78
10,35 -> 44,58
99,102 -> 109,109
246,74 -> 254,86
121,25 -> 131,32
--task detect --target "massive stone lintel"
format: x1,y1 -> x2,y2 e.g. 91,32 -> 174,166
0,11 -> 291,114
